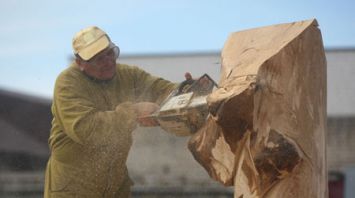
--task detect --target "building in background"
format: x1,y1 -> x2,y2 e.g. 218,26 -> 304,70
0,48 -> 354,197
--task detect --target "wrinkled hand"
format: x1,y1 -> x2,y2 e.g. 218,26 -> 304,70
133,102 -> 160,127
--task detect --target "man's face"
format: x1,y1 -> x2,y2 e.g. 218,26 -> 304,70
78,46 -> 119,80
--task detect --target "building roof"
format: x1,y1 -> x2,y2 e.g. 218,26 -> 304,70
0,89 -> 51,144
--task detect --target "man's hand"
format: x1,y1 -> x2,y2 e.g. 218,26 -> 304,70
133,102 -> 160,127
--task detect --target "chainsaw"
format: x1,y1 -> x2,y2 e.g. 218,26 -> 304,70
142,74 -> 218,136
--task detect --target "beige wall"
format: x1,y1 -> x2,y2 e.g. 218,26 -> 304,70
120,52 -> 221,83
327,117 -> 355,171
326,50 -> 355,116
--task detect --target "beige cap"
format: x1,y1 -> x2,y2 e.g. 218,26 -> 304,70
72,26 -> 111,61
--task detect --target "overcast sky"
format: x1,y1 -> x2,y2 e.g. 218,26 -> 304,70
0,0 -> 354,97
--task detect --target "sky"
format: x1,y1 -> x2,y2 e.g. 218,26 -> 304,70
0,0 -> 354,98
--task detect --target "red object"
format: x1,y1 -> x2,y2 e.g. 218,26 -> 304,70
328,172 -> 344,198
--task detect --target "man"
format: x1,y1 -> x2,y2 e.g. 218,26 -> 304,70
44,26 -> 176,197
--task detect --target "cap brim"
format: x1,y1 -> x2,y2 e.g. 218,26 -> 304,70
78,36 -> 110,61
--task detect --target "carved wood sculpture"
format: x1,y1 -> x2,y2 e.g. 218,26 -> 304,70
188,19 -> 327,197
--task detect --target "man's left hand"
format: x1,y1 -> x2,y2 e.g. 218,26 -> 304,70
133,102 -> 160,127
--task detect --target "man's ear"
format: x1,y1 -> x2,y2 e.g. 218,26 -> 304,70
75,58 -> 85,71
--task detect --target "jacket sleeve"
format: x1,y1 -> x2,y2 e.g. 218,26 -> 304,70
53,74 -> 137,147
130,66 -> 178,104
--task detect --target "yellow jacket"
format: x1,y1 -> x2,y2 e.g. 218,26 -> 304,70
44,63 -> 175,198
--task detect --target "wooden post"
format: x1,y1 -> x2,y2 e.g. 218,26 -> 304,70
188,19 -> 327,197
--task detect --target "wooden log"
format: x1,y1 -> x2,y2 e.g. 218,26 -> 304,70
188,19 -> 327,197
